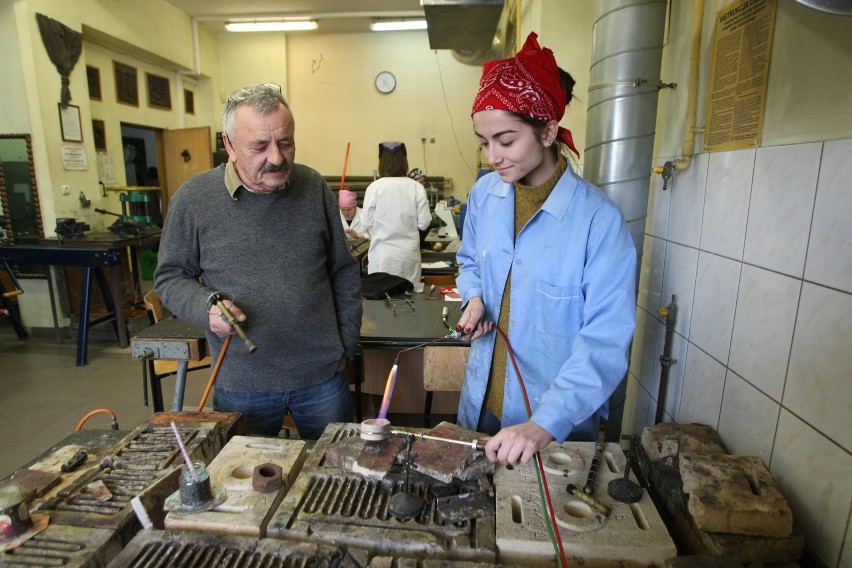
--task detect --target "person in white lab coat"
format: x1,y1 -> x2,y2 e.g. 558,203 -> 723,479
362,142 -> 431,290
338,188 -> 369,240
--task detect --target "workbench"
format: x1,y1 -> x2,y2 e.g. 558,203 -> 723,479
357,291 -> 466,424
0,231 -> 160,366
1,244 -> 126,366
0,416 -> 678,566
130,317 -> 209,412
40,231 -> 161,322
129,292 -> 466,421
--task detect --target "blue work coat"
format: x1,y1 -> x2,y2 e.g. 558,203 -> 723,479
455,165 -> 636,442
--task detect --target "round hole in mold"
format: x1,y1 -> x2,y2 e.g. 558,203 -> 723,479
231,465 -> 253,479
564,501 -> 594,518
549,452 -> 573,466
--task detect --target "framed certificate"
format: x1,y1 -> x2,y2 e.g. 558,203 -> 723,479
58,103 -> 83,142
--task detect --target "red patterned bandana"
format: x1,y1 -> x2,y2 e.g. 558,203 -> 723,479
472,32 -> 579,158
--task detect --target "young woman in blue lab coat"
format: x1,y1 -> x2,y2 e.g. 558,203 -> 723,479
455,33 -> 637,466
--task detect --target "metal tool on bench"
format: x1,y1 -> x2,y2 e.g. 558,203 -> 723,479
384,292 -> 415,315
208,291 -> 257,353
360,418 -> 486,451
583,425 -> 606,495
567,483 -> 611,517
607,455 -> 643,503
608,435 -> 644,503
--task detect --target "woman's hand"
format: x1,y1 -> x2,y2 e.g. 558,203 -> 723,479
483,422 -> 554,465
456,297 -> 493,341
345,228 -> 365,239
208,300 -> 246,338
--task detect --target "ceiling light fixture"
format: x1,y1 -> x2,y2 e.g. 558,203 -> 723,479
225,20 -> 318,32
370,19 -> 427,32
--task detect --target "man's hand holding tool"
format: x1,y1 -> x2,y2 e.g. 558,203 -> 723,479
207,291 -> 257,352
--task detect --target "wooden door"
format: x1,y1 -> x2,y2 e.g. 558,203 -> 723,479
161,127 -> 213,216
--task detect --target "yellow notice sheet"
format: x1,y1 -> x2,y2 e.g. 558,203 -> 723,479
705,0 -> 776,152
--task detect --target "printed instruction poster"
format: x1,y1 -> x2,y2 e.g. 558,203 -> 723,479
705,0 -> 776,152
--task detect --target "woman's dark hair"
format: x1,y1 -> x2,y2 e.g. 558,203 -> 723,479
378,149 -> 409,177
515,67 -> 577,135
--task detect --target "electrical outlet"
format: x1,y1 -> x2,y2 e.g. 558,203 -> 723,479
429,137 -> 436,144
61,184 -> 71,195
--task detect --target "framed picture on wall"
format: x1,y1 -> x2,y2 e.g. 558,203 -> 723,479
92,119 -> 106,151
87,66 -> 101,100
114,61 -> 138,106
146,73 -> 171,110
184,89 -> 194,114
58,104 -> 83,142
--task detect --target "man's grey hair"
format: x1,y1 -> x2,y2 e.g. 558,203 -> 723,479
222,83 -> 291,139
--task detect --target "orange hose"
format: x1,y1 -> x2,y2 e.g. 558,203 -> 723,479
75,408 -> 118,431
340,142 -> 351,189
196,335 -> 231,411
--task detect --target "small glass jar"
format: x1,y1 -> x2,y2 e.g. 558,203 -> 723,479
179,461 -> 213,508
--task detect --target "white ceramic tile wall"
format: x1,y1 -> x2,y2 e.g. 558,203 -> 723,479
627,139 -> 852,567
689,252 -> 740,363
659,242 -> 698,338
630,308 -> 660,394
717,371 -> 780,463
623,374 -> 653,436
805,138 -> 852,294
700,149 -> 755,260
743,143 -> 821,277
677,343 -> 724,430
785,283 -> 852,451
771,411 -> 852,567
728,264 -> 800,400
667,152 -> 708,248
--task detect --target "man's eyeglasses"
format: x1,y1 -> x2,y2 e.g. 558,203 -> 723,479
227,83 -> 282,105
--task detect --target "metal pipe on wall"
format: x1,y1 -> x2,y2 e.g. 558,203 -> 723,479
583,0 -> 668,439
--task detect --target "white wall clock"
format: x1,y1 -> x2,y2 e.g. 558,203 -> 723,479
375,71 -> 396,94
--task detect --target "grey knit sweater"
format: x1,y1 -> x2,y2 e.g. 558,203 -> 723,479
154,163 -> 362,393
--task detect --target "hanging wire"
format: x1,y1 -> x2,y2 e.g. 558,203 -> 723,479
492,324 -> 568,567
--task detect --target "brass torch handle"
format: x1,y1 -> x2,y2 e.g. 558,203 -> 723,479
214,298 -> 257,353
567,483 -> 611,516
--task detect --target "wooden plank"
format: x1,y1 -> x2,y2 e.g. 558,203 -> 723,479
423,345 -> 468,392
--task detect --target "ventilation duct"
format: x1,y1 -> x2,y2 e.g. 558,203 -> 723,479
585,0 -> 667,258
423,0 -> 504,51
583,0 -> 668,438
450,0 -> 516,66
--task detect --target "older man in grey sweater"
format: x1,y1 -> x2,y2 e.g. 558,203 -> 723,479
155,83 -> 361,438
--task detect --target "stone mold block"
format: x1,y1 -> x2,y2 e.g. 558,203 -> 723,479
0,523 -> 121,568
642,423 -> 727,464
267,469 -> 496,563
165,436 -> 307,537
106,529 -> 372,567
495,441 -> 676,566
680,453 -> 793,538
